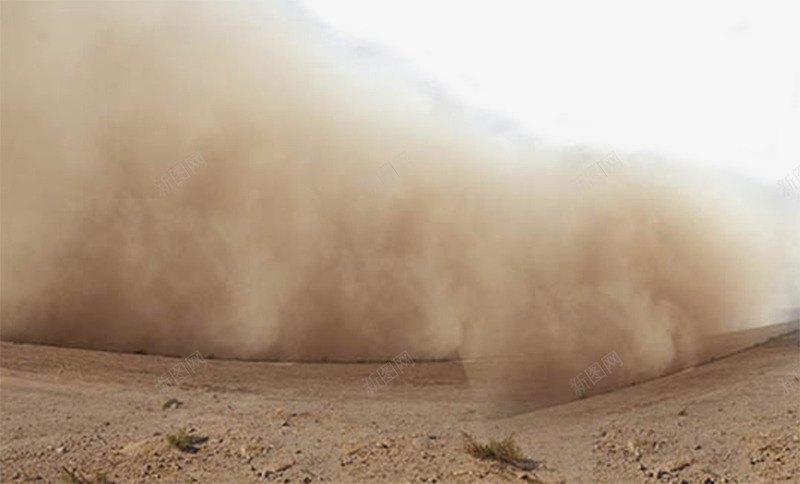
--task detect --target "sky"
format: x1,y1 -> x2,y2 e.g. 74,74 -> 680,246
298,0 -> 800,184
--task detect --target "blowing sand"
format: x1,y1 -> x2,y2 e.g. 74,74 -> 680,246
2,0 -> 797,373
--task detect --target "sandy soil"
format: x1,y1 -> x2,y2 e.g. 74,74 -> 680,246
1,328 -> 798,484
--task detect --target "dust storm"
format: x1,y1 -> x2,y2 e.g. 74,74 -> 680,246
1,0 -> 796,395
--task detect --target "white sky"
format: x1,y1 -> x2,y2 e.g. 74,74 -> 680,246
299,0 -> 800,183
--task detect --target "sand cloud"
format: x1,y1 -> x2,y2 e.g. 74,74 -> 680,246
1,0 -> 796,398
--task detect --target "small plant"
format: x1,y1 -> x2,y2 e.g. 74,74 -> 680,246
60,468 -> 82,484
166,427 -> 207,453
59,467 -> 111,484
462,432 -> 539,471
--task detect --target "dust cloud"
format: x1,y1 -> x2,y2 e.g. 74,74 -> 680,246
1,0 -> 797,393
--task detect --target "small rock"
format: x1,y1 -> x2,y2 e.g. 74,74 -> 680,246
670,459 -> 692,472
240,446 -> 252,462
162,398 -> 183,410
678,408 -> 688,417
55,446 -> 67,454
264,460 -> 296,475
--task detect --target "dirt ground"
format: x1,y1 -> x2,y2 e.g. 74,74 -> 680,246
1,327 -> 798,484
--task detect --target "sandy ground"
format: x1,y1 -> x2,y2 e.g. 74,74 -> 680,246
1,328 -> 798,484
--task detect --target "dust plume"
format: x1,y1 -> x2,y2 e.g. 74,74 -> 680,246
1,0 -> 796,394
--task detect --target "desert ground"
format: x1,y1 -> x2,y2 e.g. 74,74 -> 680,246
1,324 -> 798,484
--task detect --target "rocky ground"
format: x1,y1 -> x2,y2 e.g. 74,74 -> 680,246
0,328 -> 798,483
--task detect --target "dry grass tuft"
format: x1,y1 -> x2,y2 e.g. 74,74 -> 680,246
462,432 -> 540,471
59,467 -> 111,484
166,427 -> 208,453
